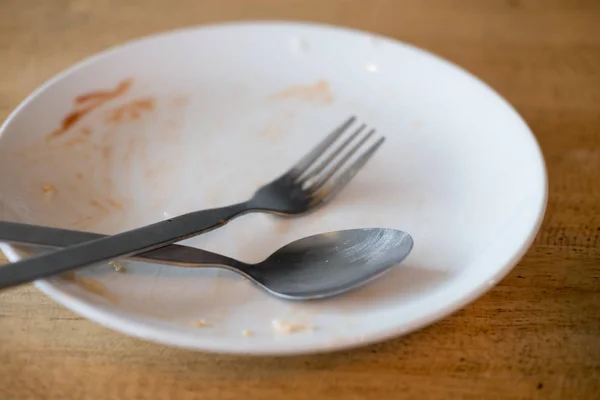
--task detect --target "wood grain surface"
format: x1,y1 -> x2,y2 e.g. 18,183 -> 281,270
1,0 -> 599,399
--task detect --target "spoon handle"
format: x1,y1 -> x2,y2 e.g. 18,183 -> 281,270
0,221 -> 239,268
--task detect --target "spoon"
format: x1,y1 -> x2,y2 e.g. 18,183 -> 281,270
0,222 -> 413,300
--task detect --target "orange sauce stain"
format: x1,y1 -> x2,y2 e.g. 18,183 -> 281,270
107,97 -> 155,123
90,199 -> 110,213
75,80 -> 132,104
48,79 -> 133,140
42,183 -> 55,194
90,197 -> 123,212
71,215 -> 94,229
272,80 -> 334,104
61,273 -> 117,303
105,198 -> 123,210
42,183 -> 56,201
64,128 -> 93,147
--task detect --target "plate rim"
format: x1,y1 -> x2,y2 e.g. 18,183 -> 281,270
0,20 -> 548,355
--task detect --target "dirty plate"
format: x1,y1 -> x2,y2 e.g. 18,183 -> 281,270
0,21 -> 546,355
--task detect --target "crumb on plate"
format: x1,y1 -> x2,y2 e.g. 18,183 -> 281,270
271,319 -> 307,334
42,184 -> 56,200
241,329 -> 253,337
188,319 -> 208,328
108,260 -> 126,273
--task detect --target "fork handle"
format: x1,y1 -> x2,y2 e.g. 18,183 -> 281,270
0,202 -> 250,289
0,221 -> 239,268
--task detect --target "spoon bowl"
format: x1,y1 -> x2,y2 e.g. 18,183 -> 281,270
245,228 -> 413,299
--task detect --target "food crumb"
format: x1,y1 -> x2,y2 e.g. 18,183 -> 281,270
108,260 -> 126,273
188,319 -> 208,328
271,319 -> 307,334
241,329 -> 253,337
42,184 -> 56,200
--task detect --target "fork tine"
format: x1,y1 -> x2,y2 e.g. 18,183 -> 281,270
297,123 -> 367,184
308,128 -> 376,191
289,116 -> 356,179
310,136 -> 385,206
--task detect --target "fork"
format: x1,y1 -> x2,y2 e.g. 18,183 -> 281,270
0,116 -> 385,288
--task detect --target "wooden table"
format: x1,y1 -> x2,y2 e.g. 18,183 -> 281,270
1,1 -> 599,399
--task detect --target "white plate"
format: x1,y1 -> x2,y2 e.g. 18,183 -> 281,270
0,21 -> 547,355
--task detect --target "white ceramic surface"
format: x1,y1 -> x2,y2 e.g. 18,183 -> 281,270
0,21 -> 547,355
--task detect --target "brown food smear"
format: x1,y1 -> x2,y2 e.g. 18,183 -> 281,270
47,79 -> 133,140
63,127 -> 93,147
107,97 -> 155,123
272,80 -> 334,104
42,183 -> 55,194
42,183 -> 56,201
89,198 -> 123,212
61,273 -> 117,303
89,199 -> 110,213
105,198 -> 123,210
